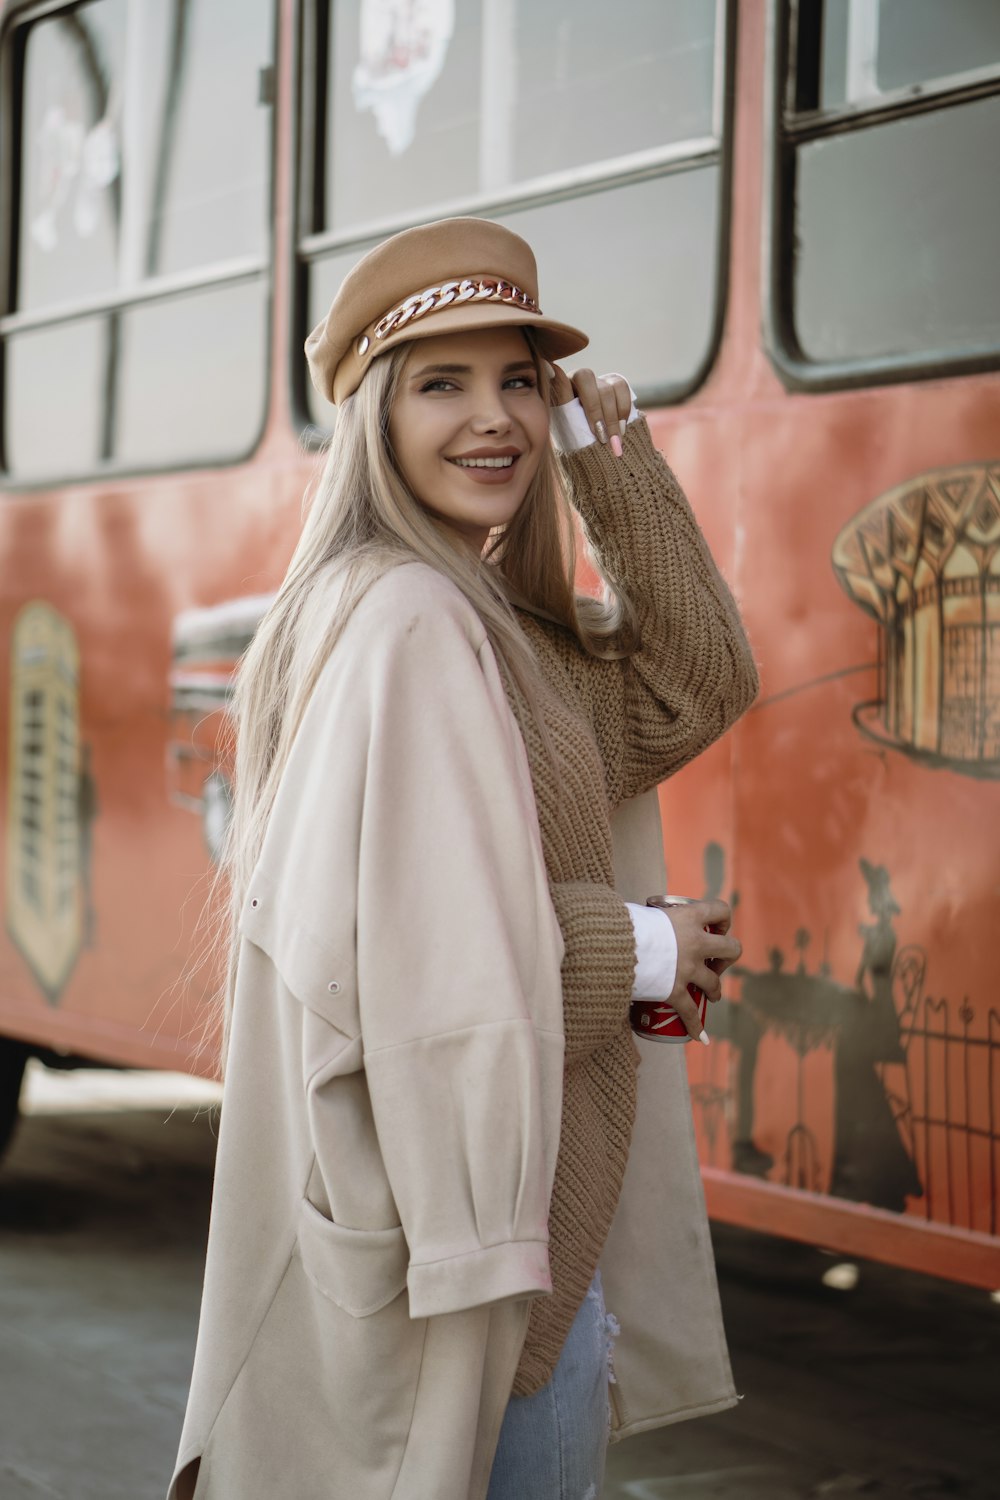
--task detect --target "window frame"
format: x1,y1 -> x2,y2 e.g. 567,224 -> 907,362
0,0 -> 279,489
291,0 -> 737,435
763,0 -> 1000,393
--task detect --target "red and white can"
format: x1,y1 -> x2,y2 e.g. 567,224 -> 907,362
629,896 -> 710,1045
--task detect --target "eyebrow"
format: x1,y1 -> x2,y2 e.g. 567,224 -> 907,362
409,359 -> 537,379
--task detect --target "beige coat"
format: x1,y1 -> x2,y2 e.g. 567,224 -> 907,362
168,564 -> 736,1500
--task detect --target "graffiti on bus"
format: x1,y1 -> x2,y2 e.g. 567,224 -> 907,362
4,601 -> 99,1002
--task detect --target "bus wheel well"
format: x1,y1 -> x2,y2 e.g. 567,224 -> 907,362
0,1037 -> 31,1162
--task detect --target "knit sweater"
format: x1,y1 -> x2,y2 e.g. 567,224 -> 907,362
501,417 -> 759,1395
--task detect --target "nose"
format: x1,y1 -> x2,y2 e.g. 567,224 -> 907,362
469,390 -> 514,436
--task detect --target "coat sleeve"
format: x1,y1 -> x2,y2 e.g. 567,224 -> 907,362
558,418 -> 759,807
353,579 -> 565,1321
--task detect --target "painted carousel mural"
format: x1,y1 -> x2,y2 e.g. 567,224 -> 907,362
686,461 -> 1000,1246
833,461 -> 1000,777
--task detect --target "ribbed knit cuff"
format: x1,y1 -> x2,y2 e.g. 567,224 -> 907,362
560,413 -> 664,529
549,880 -> 636,1060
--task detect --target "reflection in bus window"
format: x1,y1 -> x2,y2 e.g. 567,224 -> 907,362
114,283 -> 270,467
794,97 -> 1000,364
6,320 -> 105,477
302,0 -> 726,423
495,174 -> 720,394
16,1 -> 126,313
817,0 -> 1000,110
325,0 -> 717,227
509,0 -> 716,178
777,0 -> 1000,377
307,168 -> 720,408
2,0 -> 274,480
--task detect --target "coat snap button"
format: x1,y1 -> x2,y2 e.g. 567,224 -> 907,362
327,981 -> 340,993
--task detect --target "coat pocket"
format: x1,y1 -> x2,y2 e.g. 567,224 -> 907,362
297,1198 -> 409,1317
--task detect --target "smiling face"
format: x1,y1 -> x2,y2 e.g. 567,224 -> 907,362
387,326 -> 551,553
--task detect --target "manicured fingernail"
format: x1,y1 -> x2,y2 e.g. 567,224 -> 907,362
610,434 -> 623,459
699,1029 -> 710,1046
595,419 -> 608,445
618,419 -> 627,437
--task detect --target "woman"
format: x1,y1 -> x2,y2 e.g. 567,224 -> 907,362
167,217 -> 758,1500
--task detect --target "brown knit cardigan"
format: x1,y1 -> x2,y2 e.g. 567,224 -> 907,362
502,418 -> 759,1395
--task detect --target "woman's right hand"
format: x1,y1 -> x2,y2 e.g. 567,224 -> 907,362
661,900 -> 741,1041
548,364 -> 633,455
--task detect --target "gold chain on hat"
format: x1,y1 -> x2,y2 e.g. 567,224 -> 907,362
367,276 -> 541,349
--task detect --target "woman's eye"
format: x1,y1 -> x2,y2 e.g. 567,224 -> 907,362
418,375 -> 537,393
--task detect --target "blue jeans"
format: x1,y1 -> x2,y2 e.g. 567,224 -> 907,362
486,1272 -> 614,1500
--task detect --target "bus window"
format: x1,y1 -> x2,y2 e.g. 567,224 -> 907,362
298,0 -> 730,424
816,0 -> 1000,109
1,0 -> 275,481
771,0 -> 1000,382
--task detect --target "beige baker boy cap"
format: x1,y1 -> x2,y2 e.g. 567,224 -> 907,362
305,217 -> 589,407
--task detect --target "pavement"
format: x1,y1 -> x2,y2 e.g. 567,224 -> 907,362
0,1061 -> 996,1500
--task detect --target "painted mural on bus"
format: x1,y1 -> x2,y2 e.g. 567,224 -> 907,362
1,0 -> 998,1285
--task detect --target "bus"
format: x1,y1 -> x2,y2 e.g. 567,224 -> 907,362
1,0 -> 998,1289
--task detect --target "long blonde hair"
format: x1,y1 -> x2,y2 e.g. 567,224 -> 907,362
200,334 -> 636,1072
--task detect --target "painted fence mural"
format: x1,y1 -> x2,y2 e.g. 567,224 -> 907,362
680,459 -> 1000,1253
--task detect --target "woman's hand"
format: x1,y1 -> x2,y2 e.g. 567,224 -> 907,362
661,899 -> 742,1042
549,364 -> 632,457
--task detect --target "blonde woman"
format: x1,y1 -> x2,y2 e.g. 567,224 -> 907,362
167,218 -> 758,1500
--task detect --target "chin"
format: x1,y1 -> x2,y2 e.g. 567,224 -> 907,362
449,495 -> 526,531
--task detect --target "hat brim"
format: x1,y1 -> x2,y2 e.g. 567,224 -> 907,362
331,300 -> 589,404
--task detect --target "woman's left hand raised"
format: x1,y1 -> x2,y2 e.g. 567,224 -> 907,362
549,365 -> 632,458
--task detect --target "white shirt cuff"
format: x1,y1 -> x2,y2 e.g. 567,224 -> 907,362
549,376 -> 640,454
625,901 -> 678,1001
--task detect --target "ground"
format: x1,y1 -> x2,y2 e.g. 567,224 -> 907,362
0,1062 -> 996,1499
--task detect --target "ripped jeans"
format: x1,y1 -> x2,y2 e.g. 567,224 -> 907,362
486,1270 -> 618,1500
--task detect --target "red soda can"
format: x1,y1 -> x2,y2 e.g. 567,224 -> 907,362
629,895 -> 710,1045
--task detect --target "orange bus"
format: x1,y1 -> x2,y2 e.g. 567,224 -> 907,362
1,0 -> 998,1289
